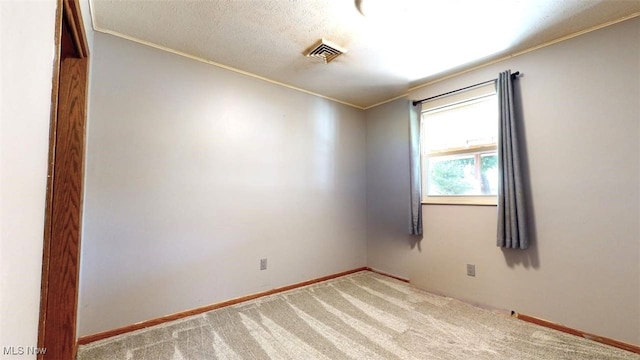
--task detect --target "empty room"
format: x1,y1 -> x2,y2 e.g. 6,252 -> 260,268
2,0 -> 640,359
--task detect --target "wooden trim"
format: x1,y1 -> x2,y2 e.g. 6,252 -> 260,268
63,0 -> 89,58
38,0 -> 89,359
77,267 -> 370,345
75,265 -> 640,356
40,56 -> 88,360
512,312 -> 640,354
38,0 -> 64,354
365,267 -> 410,283
423,196 -> 497,206
427,145 -> 497,158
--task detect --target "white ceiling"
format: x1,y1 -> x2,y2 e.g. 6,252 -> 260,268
89,0 -> 640,109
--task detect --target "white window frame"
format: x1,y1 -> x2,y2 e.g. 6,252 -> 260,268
420,83 -> 498,206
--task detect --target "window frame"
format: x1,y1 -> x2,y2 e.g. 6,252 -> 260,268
420,83 -> 498,206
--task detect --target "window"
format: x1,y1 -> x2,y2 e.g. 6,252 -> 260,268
421,83 -> 498,205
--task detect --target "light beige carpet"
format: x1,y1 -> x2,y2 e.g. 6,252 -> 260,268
77,271 -> 638,359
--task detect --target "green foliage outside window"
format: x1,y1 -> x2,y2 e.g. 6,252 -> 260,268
480,154 -> 497,194
430,157 -> 474,195
430,153 -> 498,195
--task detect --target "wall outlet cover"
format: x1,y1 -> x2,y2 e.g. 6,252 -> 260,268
467,264 -> 475,277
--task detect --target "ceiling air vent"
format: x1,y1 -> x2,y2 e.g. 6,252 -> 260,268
304,39 -> 346,64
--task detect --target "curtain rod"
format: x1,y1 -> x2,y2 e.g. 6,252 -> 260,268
412,71 -> 520,106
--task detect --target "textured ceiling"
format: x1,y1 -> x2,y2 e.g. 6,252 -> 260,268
89,0 -> 640,109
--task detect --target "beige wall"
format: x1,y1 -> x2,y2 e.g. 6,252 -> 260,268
0,1 -> 57,356
78,33 -> 367,336
365,17 -> 640,344
365,98 -> 418,279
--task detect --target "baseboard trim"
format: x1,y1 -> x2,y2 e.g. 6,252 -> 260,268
77,266 -> 369,345
365,267 -> 409,283
77,270 -> 638,355
512,311 -> 640,354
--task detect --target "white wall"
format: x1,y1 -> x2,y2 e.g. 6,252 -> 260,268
78,33 -> 367,336
366,17 -> 640,345
0,1 -> 57,357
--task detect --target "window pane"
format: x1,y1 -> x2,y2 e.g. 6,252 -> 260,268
420,86 -> 499,203
428,155 -> 476,195
480,153 -> 498,195
422,95 -> 498,154
427,152 -> 498,196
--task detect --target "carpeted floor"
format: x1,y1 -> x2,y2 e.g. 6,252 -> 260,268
77,271 -> 638,359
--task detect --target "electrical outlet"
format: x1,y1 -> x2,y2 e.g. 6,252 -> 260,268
466,264 -> 475,277
260,258 -> 267,271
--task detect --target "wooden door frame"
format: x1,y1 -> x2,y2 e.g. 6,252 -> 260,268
38,0 -> 89,359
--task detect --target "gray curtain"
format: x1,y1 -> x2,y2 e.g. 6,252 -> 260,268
497,70 -> 528,249
409,101 -> 423,235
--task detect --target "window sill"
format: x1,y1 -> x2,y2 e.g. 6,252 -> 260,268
422,196 -> 497,206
